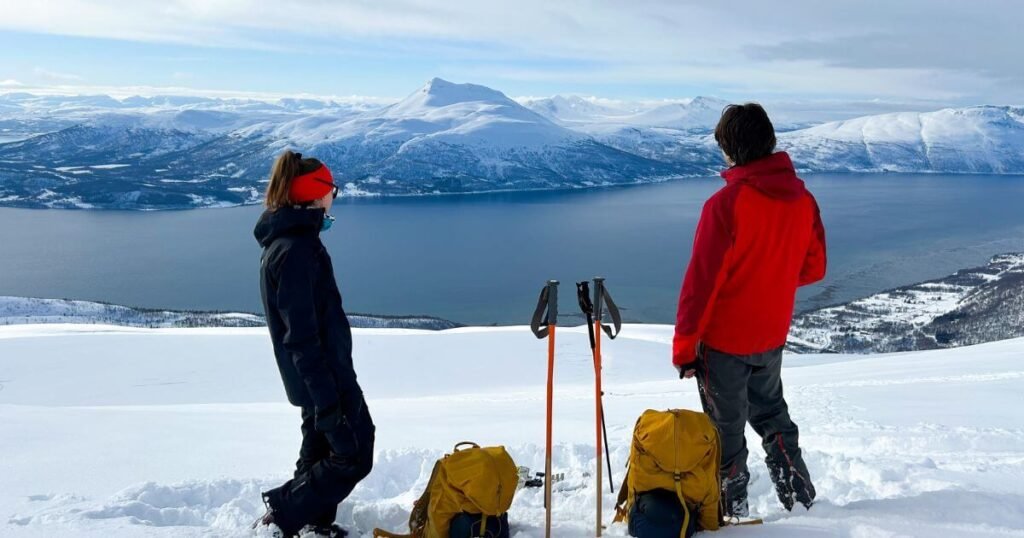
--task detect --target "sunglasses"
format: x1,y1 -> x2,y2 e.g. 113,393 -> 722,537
312,177 -> 340,199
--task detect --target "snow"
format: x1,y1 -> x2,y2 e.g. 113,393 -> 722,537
790,253 -> 1024,353
521,95 -> 728,132
263,78 -> 581,150
2,323 -> 1023,537
781,106 -> 1024,173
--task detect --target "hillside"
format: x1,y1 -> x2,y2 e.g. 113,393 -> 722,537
789,253 -> 1024,353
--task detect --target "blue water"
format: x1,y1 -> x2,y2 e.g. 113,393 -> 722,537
1,173 -> 1023,325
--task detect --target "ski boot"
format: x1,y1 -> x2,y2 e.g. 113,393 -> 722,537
299,523 -> 348,537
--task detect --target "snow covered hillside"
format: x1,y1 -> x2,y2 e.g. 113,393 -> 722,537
780,106 -> 1024,174
790,253 -> 1024,353
2,324 -> 1023,537
0,296 -> 460,330
1,80 -> 1022,209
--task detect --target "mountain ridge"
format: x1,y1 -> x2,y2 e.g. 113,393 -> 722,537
1,79 -> 1022,209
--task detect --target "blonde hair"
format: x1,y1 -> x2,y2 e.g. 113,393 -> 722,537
264,150 -> 303,210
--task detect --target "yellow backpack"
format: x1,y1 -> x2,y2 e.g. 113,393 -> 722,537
374,442 -> 518,538
613,409 -> 722,535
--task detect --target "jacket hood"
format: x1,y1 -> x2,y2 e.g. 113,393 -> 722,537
721,151 -> 806,201
254,206 -> 324,247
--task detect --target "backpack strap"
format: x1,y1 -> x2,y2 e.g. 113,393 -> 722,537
373,531 -> 413,538
673,472 -> 692,538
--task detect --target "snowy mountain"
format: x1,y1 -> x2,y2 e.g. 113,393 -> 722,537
0,296 -> 461,330
0,79 -> 697,209
521,95 -> 729,131
618,96 -> 731,130
789,253 -> 1024,353
1,80 -> 1023,209
780,106 -> 1024,173
3,323 -> 1023,536
247,78 -> 695,196
519,95 -> 637,124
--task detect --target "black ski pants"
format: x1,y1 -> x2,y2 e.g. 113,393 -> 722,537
695,344 -> 815,514
267,399 -> 375,533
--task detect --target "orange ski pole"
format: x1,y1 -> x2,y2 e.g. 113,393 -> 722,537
593,277 -> 605,536
530,280 -> 559,538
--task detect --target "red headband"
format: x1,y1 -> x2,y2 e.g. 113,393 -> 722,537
289,164 -> 335,204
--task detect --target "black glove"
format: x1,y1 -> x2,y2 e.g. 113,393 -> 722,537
314,404 -> 342,432
676,360 -> 699,379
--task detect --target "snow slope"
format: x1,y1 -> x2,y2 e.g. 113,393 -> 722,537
2,324 -> 1023,537
781,106 -> 1024,173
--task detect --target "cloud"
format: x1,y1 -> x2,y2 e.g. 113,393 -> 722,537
33,67 -> 83,82
0,0 -> 1019,103
0,79 -> 24,87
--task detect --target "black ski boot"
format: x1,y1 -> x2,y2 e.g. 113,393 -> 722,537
721,469 -> 750,518
299,523 -> 348,537
252,492 -> 286,537
254,489 -> 302,537
766,449 -> 816,511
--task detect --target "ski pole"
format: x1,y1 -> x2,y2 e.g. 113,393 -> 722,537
593,277 -> 605,537
530,280 -> 558,538
577,278 -> 623,536
593,278 -> 615,497
577,281 -> 617,495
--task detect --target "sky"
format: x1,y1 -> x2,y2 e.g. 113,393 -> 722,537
0,0 -> 1020,105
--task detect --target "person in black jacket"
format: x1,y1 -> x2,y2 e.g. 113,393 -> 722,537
253,150 -> 374,538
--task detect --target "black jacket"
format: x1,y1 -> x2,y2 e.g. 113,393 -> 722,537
254,207 -> 362,415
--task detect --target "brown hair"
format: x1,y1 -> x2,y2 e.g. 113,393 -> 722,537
714,103 -> 777,167
264,150 -> 304,210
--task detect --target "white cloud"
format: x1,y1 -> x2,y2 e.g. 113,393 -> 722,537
0,82 -> 397,105
33,67 -> 83,82
0,0 -> 1020,103
0,79 -> 24,87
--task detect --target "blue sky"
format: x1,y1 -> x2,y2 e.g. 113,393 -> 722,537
1,1 -> 1020,104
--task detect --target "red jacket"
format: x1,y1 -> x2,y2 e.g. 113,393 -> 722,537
673,152 -> 826,366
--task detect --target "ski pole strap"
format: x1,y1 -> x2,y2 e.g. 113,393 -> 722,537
576,281 -> 597,349
582,279 -> 622,340
598,284 -> 622,340
530,280 -> 559,339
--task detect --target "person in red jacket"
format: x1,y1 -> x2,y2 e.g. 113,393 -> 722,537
673,103 -> 825,518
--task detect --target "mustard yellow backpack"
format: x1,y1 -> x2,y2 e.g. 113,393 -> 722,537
613,409 -> 722,535
374,442 -> 518,538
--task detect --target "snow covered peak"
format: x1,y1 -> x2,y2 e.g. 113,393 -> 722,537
622,96 -> 729,130
781,105 -> 1024,173
520,95 -> 628,123
390,77 -> 516,113
791,105 -> 1024,145
320,77 -> 580,149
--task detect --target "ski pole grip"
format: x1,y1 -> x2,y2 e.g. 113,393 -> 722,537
593,277 -> 605,321
547,280 -> 559,326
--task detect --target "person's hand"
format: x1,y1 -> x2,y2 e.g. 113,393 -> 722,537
675,361 -> 698,379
